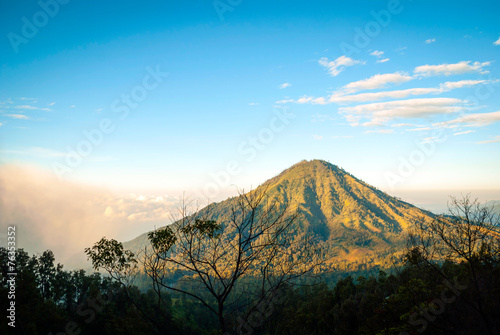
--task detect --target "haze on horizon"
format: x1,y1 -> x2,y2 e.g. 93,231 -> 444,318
1,0 -> 499,265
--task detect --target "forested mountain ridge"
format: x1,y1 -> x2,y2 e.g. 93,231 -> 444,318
124,159 -> 435,272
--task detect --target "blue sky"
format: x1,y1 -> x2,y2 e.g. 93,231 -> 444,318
1,0 -> 500,201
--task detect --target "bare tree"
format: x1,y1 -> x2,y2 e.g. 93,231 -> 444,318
407,194 -> 500,334
86,187 -> 323,333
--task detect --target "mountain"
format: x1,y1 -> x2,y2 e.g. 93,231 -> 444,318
124,160 -> 435,272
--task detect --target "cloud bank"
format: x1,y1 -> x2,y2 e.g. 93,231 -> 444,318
0,165 -> 182,268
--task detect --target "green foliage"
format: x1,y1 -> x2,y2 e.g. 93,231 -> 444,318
3,244 -> 500,334
84,237 -> 137,272
124,159 -> 435,274
180,219 -> 221,238
0,248 -> 152,334
148,226 -> 177,254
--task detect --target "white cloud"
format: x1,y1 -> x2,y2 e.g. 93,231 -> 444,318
275,99 -> 294,104
477,135 -> 500,144
318,56 -> 365,76
311,113 -> 335,122
494,37 -> 500,46
49,102 -> 56,106
440,79 -> 486,90
434,111 -> 500,128
377,58 -> 390,63
425,38 -> 436,44
370,50 -> 384,57
365,129 -> 394,134
313,134 -> 324,140
333,79 -> 485,103
14,105 -> 51,111
421,136 -> 439,143
70,105 -> 76,108
342,72 -> 413,94
340,98 -> 466,126
391,123 -> 414,127
454,130 -> 475,136
296,96 -> 316,104
29,147 -> 66,158
281,79 -> 489,106
279,82 -> 292,89
329,87 -> 439,104
1,147 -> 66,158
395,46 -> 407,54
414,61 -> 491,77
0,123 -> 3,126
407,127 -> 431,132
6,114 -> 30,119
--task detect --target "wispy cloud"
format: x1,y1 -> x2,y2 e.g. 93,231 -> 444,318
421,136 -> 440,143
1,147 -> 66,158
377,58 -> 390,63
5,114 -> 30,120
29,147 -> 66,158
343,72 -> 413,93
318,56 -> 365,76
365,129 -> 394,134
390,123 -> 414,127
279,82 -> 292,89
311,113 -> 335,122
49,102 -> 56,106
395,46 -> 407,54
425,38 -> 436,44
328,87 -> 439,104
434,111 -> 500,128
370,50 -> 384,57
275,98 -> 294,104
340,98 -> 466,126
414,61 -> 491,77
14,105 -> 51,111
281,78 -> 488,106
407,127 -> 431,132
312,134 -> 324,140
477,135 -> 500,144
454,130 -> 475,136
494,37 -> 500,46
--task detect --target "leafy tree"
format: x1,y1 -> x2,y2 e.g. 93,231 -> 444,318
86,187 -> 323,333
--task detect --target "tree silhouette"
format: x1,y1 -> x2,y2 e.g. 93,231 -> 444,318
86,187 -> 323,333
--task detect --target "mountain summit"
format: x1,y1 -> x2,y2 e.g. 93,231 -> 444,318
261,159 -> 428,236
125,160 -> 434,271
